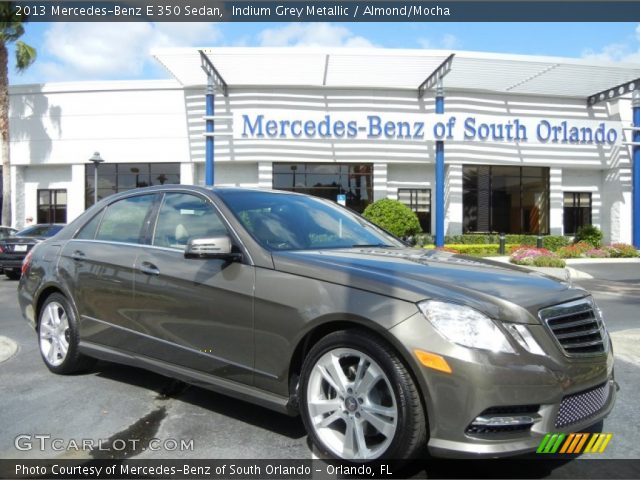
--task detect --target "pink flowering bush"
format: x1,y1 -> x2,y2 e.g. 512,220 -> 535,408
510,247 -> 566,268
585,248 -> 610,258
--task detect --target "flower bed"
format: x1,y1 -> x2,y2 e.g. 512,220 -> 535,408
509,247 -> 566,268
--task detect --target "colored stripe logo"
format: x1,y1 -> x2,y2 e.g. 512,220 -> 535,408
537,433 -> 612,454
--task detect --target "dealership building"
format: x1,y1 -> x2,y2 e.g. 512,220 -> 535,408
6,47 -> 640,245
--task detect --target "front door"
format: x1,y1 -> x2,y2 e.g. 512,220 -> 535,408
133,191 -> 255,385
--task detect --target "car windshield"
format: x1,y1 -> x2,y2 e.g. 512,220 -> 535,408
16,225 -> 64,238
218,190 -> 404,251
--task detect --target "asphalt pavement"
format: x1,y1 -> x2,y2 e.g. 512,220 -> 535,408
0,262 -> 638,477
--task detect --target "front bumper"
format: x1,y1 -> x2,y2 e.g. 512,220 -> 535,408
389,313 -> 616,458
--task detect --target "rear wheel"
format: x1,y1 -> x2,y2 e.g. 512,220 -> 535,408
300,329 -> 426,461
38,293 -> 94,374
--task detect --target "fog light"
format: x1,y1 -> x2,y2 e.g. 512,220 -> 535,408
471,415 -> 535,427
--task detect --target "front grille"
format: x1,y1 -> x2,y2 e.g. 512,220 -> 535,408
538,298 -> 605,356
555,382 -> 610,428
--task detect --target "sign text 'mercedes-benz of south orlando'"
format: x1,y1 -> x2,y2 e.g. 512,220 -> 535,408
236,113 -> 622,145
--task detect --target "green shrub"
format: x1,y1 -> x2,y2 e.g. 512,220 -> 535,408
505,234 -> 537,246
424,244 -> 520,256
542,236 -> 571,251
363,199 -> 421,238
574,225 -> 603,248
413,233 -> 434,247
532,256 -> 566,268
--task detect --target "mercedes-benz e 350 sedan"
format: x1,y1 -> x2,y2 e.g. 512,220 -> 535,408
19,186 -> 616,461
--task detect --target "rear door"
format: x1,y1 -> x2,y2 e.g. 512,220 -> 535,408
59,193 -> 159,350
132,191 -> 255,385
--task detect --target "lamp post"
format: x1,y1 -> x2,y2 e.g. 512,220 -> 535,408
89,152 -> 104,205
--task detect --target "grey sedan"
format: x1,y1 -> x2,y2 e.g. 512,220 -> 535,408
18,186 -> 615,461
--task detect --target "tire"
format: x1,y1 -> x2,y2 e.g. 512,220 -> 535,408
37,293 -> 95,374
300,329 -> 426,461
5,270 -> 21,280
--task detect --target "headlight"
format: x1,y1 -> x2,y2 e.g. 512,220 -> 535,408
418,300 -> 515,353
504,324 -> 545,356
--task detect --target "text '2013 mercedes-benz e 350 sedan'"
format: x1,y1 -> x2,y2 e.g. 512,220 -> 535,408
19,186 -> 616,461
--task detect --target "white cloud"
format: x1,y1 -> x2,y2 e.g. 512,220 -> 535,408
34,22 -> 221,81
417,34 -> 460,50
258,23 -> 375,48
581,25 -> 640,63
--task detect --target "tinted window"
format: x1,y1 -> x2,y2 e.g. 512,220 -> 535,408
75,210 -> 104,240
16,225 -> 64,237
218,190 -> 402,251
153,193 -> 228,249
96,195 -> 155,244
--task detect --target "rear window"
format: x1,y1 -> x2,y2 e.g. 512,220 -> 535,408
16,225 -> 64,237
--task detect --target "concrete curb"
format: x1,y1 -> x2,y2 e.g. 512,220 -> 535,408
565,258 -> 640,265
0,336 -> 18,363
610,330 -> 640,366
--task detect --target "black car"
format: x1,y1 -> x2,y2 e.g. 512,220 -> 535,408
0,224 -> 64,279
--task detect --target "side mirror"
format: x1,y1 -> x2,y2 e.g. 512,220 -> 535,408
184,236 -> 241,261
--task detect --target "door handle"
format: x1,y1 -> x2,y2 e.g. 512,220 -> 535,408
71,250 -> 85,261
139,261 -> 160,276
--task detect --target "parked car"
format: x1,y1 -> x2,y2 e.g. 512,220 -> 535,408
18,186 -> 615,461
0,226 -> 18,239
0,224 -> 64,279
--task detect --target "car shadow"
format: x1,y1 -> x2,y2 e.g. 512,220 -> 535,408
87,362 -> 615,478
91,361 -> 307,440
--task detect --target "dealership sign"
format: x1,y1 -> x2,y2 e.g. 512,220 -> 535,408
232,112 -> 622,145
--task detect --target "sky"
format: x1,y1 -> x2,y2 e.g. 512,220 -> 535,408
8,22 -> 640,85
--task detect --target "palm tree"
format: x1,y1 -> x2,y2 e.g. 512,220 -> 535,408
1,3 -> 36,226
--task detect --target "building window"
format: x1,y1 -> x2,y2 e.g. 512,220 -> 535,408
563,192 -> 592,235
273,163 -> 373,213
398,189 -> 431,233
463,166 -> 550,234
37,189 -> 67,224
85,163 -> 180,208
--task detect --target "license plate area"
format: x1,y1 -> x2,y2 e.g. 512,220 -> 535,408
14,245 -> 28,252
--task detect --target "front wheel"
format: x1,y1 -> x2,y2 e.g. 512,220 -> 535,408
300,330 -> 426,461
38,293 -> 94,374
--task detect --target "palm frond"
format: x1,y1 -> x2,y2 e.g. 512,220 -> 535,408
14,40 -> 36,72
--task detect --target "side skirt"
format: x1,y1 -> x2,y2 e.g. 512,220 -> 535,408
79,341 -> 298,416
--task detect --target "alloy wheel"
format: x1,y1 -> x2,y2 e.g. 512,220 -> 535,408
39,302 -> 70,367
306,348 -> 398,460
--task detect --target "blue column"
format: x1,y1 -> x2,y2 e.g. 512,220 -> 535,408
633,90 -> 640,249
435,80 -> 445,248
205,78 -> 215,186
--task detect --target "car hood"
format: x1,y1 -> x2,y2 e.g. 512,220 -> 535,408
271,248 -> 587,324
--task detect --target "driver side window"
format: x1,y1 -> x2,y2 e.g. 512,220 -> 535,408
153,193 -> 228,250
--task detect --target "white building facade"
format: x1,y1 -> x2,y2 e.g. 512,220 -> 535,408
7,48 -> 640,244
